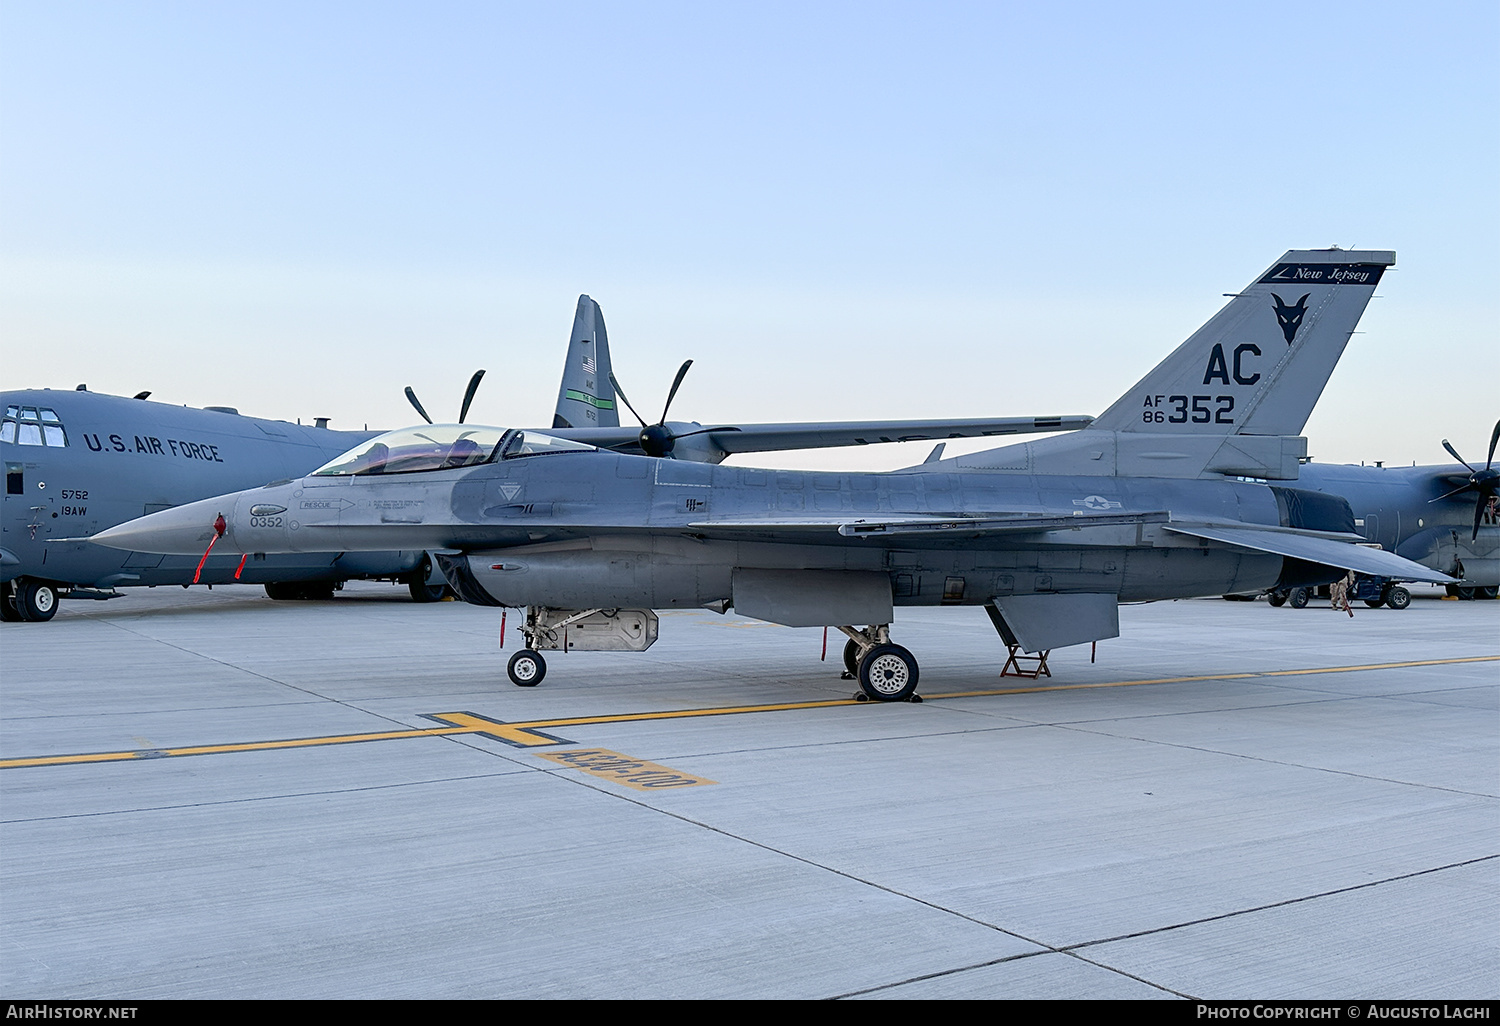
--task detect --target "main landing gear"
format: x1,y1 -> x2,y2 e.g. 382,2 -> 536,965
2,578 -> 58,622
835,625 -> 922,702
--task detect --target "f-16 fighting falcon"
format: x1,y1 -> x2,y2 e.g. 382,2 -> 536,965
92,249 -> 1451,701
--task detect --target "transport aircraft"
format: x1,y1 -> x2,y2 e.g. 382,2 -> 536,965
92,249 -> 1453,701
5,295 -> 1084,622
1296,429 -> 1499,600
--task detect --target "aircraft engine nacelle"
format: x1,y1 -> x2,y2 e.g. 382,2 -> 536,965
441,547 -> 732,611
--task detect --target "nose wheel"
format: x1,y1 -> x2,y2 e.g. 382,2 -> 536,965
507,649 -> 546,687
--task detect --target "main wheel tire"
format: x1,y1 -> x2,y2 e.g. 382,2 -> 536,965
0,582 -> 22,622
15,580 -> 58,622
1364,598 -> 1386,608
265,582 -> 301,601
1479,586 -> 1499,600
299,582 -> 336,601
1385,586 -> 1411,610
408,577 -> 446,602
1456,587 -> 1476,601
857,644 -> 919,702
842,639 -> 861,676
1288,588 -> 1309,609
508,649 -> 546,687
1267,591 -> 1288,607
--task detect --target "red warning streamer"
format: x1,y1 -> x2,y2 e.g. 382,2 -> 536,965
192,514 -> 228,585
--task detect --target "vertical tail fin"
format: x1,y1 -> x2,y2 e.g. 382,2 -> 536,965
552,295 -> 619,429
1091,248 -> 1394,436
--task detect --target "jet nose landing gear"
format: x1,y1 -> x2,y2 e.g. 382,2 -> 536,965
507,649 -> 546,687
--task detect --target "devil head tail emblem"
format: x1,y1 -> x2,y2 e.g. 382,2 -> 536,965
1271,293 -> 1310,345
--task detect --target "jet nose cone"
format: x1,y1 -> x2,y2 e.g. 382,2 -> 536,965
91,495 -> 241,554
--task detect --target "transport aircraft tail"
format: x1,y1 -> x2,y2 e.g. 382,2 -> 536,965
552,295 -> 619,429
953,248 -> 1394,480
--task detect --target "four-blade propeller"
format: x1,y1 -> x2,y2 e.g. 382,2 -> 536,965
608,359 -> 738,458
1432,420 -> 1500,540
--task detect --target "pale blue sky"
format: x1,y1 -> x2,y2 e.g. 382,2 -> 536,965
3,2 -> 1495,469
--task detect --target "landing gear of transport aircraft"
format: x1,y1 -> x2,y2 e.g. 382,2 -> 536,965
2,579 -> 58,622
507,650 -> 546,687
408,577 -> 448,602
1268,587 -> 1312,609
406,554 -> 448,603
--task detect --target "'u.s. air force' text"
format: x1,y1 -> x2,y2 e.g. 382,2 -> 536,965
80,432 -> 225,462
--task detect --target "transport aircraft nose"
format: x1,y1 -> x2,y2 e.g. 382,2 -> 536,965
91,494 -> 244,555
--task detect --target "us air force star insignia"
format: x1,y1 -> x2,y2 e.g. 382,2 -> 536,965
499,483 -> 522,501
1073,495 -> 1121,511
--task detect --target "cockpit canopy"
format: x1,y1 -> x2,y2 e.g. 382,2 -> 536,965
311,425 -> 596,477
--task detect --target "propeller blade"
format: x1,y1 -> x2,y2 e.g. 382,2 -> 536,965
1473,496 -> 1486,542
458,370 -> 486,424
1487,419 -> 1499,471
405,387 -> 434,425
609,372 -> 648,428
660,360 -> 693,423
1430,483 -> 1476,504
1442,439 -> 1477,474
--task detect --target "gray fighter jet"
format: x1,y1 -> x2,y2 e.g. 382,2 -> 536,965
95,249 -> 1450,700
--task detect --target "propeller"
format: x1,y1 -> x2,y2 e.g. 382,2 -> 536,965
405,370 -> 486,425
607,359 -> 739,458
1431,419 -> 1500,540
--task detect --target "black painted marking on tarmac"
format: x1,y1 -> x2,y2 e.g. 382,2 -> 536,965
2,655 -> 1495,771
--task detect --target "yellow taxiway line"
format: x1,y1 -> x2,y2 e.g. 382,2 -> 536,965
3,654 -> 1495,770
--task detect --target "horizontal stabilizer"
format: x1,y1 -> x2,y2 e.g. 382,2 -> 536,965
1165,525 -> 1452,583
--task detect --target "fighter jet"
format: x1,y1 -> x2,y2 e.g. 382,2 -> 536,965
94,249 -> 1450,700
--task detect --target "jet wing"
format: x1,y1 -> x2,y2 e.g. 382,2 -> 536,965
1164,525 -> 1453,583
552,415 -> 1093,458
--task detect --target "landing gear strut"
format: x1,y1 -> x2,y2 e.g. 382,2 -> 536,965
834,624 -> 921,702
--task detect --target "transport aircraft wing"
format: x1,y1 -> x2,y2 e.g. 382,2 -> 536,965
551,415 -> 1094,462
